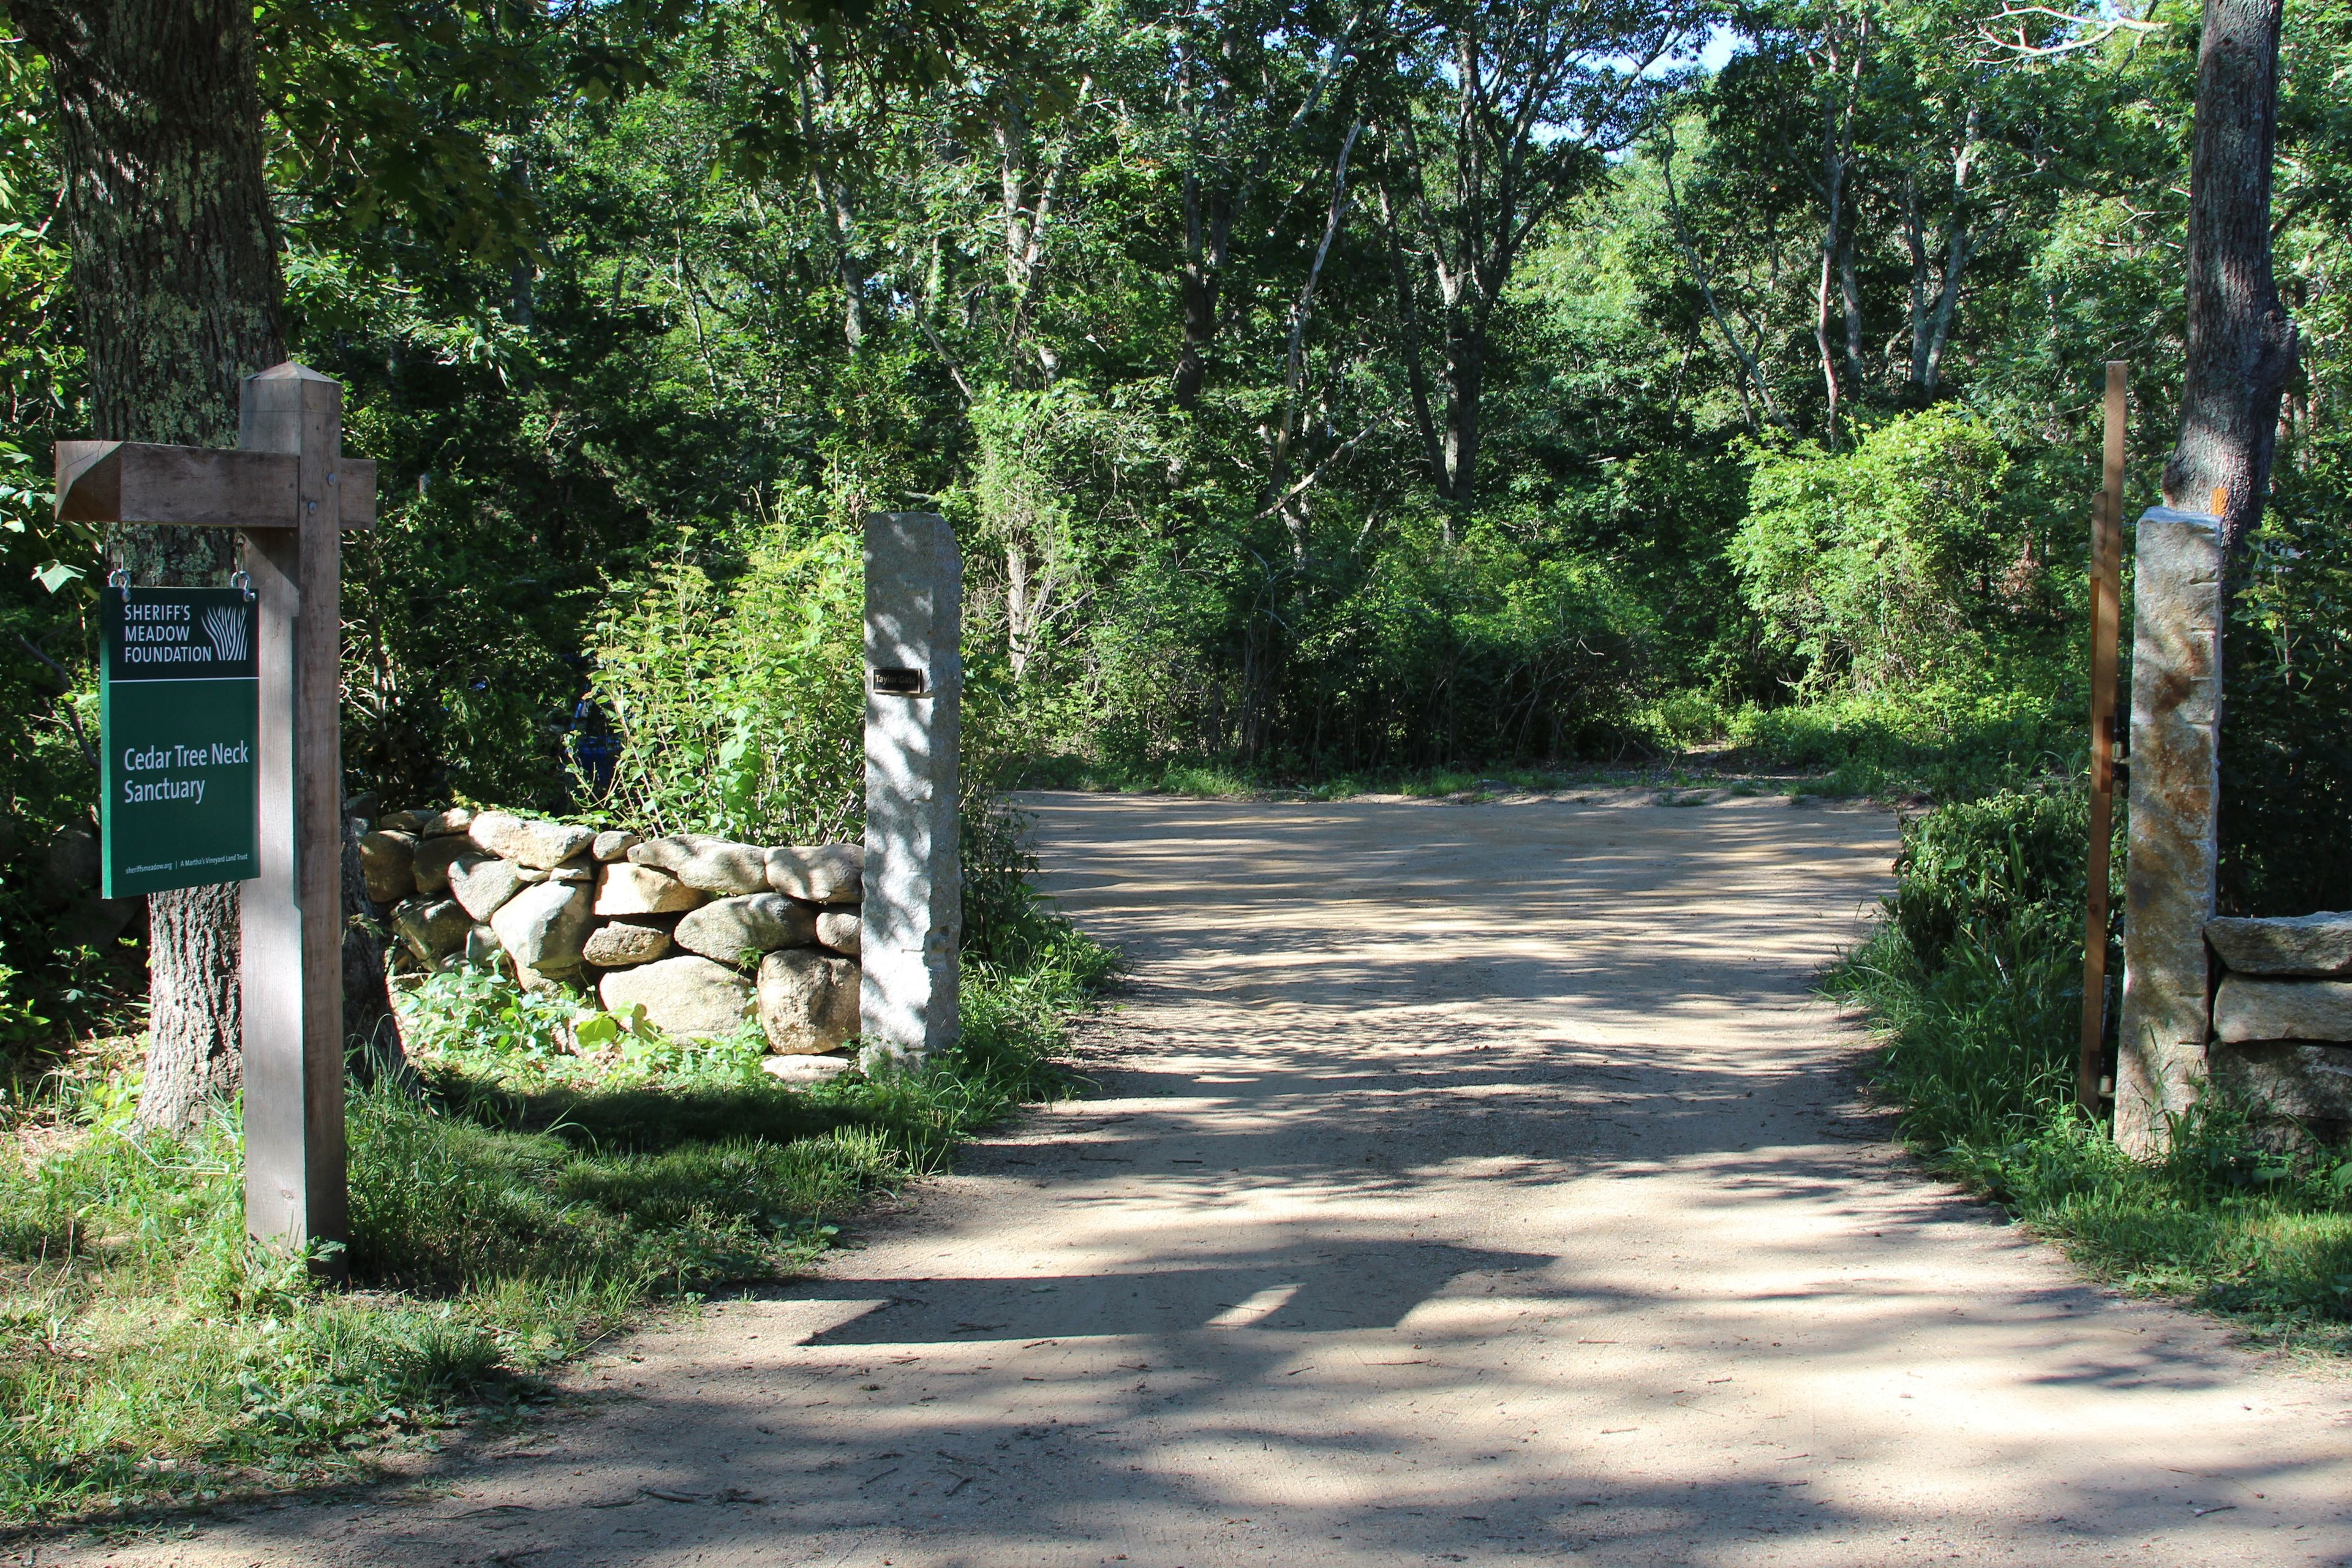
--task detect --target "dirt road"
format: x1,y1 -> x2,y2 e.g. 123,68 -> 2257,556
47,791 -> 2352,1566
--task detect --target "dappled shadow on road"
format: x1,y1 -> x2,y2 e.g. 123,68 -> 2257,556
796,1244 -> 1557,1344
56,793 -> 2349,1568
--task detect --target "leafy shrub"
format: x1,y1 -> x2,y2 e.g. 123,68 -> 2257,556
1885,788 -> 2089,969
582,499 -> 865,845
1725,679 -> 2076,798
1842,908 -> 2083,1153
1733,410 -> 2034,694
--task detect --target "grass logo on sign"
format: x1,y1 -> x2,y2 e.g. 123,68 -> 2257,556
100,586 -> 261,897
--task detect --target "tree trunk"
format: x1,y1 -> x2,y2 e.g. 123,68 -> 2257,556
1441,317 -> 1482,510
13,0 -> 286,1134
133,883 -> 243,1129
1171,173 -> 1237,410
1006,543 -> 1049,684
1838,225 -> 1864,397
1812,154 -> 1846,439
1378,183 -> 1449,486
826,178 -> 870,351
2162,0 -> 2299,552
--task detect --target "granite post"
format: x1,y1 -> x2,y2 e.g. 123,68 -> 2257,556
861,512 -> 961,1070
2116,506 -> 2225,1154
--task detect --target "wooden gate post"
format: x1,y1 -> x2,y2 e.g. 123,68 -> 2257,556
2079,362 -> 2127,1110
237,364 -> 349,1263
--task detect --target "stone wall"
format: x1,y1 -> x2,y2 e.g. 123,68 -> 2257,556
2205,911 -> 2352,1144
360,809 -> 863,1082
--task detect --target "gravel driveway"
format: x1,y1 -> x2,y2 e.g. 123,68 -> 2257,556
45,790 -> 2352,1567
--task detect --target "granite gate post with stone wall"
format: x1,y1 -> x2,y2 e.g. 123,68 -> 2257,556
2115,504 -> 2352,1152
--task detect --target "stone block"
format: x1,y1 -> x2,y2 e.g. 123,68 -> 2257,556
357,830 -> 417,905
598,956 -> 752,1039
421,807 -> 475,838
630,834 -> 769,895
676,894 -> 816,966
2208,1041 -> 2352,1126
376,809 -> 432,835
464,923 -> 507,970
594,862 -> 707,917
593,829 -> 642,862
582,921 -> 671,969
2207,911 -> 2352,978
469,810 -> 595,869
762,1052 -> 855,1084
816,907 -> 861,956
43,826 -> 98,895
490,880 -> 594,990
766,843 -> 864,904
2117,507 -> 2225,1153
448,851 -> 526,921
394,898 -> 470,963
2213,976 -> 2352,1044
412,833 -> 470,896
862,511 -> 962,1066
758,949 -> 860,1054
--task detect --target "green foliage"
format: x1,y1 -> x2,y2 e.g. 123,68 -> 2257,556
1733,410 -> 2033,693
1722,680 -> 2078,799
582,509 -> 865,843
2222,433 -> 2352,916
1885,789 -> 2091,968
390,961 -> 771,1090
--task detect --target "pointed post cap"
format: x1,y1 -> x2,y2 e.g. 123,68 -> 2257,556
249,361 -> 339,383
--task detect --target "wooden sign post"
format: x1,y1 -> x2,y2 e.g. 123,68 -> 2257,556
2079,361 -> 2127,1110
58,362 -> 375,1268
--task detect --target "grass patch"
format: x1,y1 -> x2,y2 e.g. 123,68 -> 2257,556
0,922 -> 1111,1525
1725,681 -> 2078,801
1831,790 -> 2352,1352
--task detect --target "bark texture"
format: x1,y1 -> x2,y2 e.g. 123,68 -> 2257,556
2161,0 -> 2298,549
132,882 -> 243,1130
12,0 -> 287,1132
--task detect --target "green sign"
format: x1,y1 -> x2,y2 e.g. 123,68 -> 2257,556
100,587 -> 261,898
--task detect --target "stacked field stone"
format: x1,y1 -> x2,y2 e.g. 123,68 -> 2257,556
2205,911 -> 2352,1144
360,809 -> 863,1078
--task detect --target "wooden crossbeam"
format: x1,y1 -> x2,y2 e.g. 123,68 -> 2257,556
55,440 -> 377,529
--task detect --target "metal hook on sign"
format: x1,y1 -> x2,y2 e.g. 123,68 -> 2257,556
107,567 -> 130,600
231,570 -> 254,603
